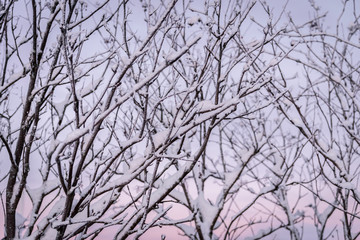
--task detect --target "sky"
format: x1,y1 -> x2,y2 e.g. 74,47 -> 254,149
0,0 -> 359,239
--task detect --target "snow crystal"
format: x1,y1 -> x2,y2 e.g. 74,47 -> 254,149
188,16 -> 201,26
240,148 -> 254,163
64,128 -> 88,143
90,192 -> 113,215
48,197 -> 65,218
16,212 -> 27,227
28,179 -> 58,203
354,189 -> 360,202
48,138 -> 60,154
244,228 -> 271,240
8,70 -> 26,82
197,100 -> 216,112
148,25 -> 158,34
127,157 -> 146,173
348,23 -> 359,31
243,62 -> 250,71
67,30 -> 82,45
316,139 -> 328,151
246,39 -> 260,48
165,48 -> 178,61
268,58 -> 278,67
119,136 -> 141,149
73,68 -> 82,78
79,76 -> 103,96
52,67 -> 62,77
224,167 -> 241,187
40,227 -> 58,240
339,181 -> 354,190
318,205 -> 334,225
332,74 -> 341,83
290,40 -> 297,46
53,93 -> 70,118
338,94 -> 349,111
183,137 -> 191,154
342,119 -> 352,128
259,186 -> 274,194
326,149 -> 338,160
121,56 -> 130,66
148,163 -> 191,206
111,63 -> 118,72
187,84 -> 197,92
291,117 -> 304,128
325,149 -> 345,171
144,130 -> 169,155
177,224 -> 196,236
272,152 -> 284,176
196,192 -> 218,238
